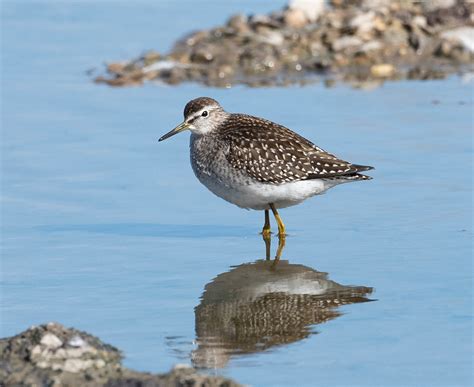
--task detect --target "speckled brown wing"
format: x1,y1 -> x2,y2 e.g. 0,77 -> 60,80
220,114 -> 370,184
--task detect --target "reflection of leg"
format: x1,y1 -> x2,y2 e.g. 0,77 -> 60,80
261,209 -> 271,237
272,234 -> 286,267
262,232 -> 271,261
269,203 -> 285,237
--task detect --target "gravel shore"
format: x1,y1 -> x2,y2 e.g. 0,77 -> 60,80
95,0 -> 473,88
0,322 -> 241,387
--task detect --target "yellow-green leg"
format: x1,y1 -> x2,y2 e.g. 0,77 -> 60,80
269,203 -> 286,237
261,209 -> 271,237
261,209 -> 272,260
269,203 -> 286,266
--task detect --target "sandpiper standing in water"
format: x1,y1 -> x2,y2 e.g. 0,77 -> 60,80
159,97 -> 373,258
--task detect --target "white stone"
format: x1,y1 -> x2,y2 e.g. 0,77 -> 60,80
260,30 -> 284,46
361,40 -> 382,52
441,27 -> 474,53
31,345 -> 42,357
288,0 -> 325,22
350,11 -> 376,34
40,333 -> 63,349
413,15 -> 427,29
370,63 -> 395,77
284,8 -> 308,29
361,0 -> 391,9
64,347 -> 86,358
68,335 -> 86,348
51,362 -> 63,371
52,348 -> 67,359
37,361 -> 49,369
63,358 -> 93,373
332,36 -> 363,51
95,359 -> 106,368
142,60 -> 186,74
41,348 -> 52,359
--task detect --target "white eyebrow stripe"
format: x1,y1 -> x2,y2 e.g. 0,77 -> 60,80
187,106 -> 218,122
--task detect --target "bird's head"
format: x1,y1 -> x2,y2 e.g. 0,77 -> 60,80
159,97 -> 227,142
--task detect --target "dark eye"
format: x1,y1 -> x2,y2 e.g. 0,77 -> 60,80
201,111 -> 208,117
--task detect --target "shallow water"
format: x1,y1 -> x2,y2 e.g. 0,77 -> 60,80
1,1 -> 473,386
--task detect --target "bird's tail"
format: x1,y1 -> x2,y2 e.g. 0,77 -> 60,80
352,164 -> 375,173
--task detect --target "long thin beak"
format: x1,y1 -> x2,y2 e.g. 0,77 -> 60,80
158,121 -> 190,142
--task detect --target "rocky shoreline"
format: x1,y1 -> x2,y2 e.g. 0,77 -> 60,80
0,322 -> 241,387
94,0 -> 473,88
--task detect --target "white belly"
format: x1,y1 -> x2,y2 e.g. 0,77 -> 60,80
196,173 -> 335,210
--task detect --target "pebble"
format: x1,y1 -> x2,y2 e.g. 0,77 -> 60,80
227,14 -> 249,33
63,358 -> 93,373
360,40 -> 382,52
422,0 -> 456,12
288,0 -> 325,22
370,63 -> 395,77
332,36 -> 363,51
284,8 -> 308,28
441,27 -> 474,53
350,11 -> 376,33
413,15 -> 427,29
40,333 -> 63,349
260,30 -> 285,46
68,335 -> 86,347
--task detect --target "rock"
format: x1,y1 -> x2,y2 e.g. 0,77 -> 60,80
288,0 -> 325,22
412,15 -> 427,29
332,36 -> 363,51
360,0 -> 391,10
227,13 -> 249,34
106,62 -> 127,74
425,1 -> 472,26
360,40 -> 382,52
350,11 -> 376,34
441,27 -> 474,53
68,335 -> 87,347
190,45 -> 215,63
142,50 -> 161,66
258,28 -> 285,45
40,333 -> 63,349
283,8 -> 308,28
421,0 -> 456,12
370,63 -> 395,77
0,323 -> 242,387
249,14 -> 277,28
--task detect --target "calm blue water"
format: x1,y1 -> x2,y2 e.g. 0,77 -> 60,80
1,2 -> 472,386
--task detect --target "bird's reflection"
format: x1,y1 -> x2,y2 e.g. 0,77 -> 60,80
192,240 -> 374,369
